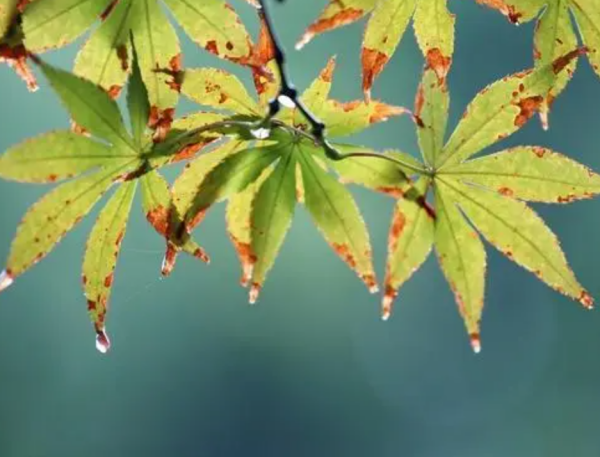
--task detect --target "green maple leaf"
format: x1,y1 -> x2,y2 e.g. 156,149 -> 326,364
296,0 -> 455,97
1,0 -> 258,114
474,0 -> 600,128
0,51 -> 210,352
335,49 -> 600,352
170,56 -> 409,302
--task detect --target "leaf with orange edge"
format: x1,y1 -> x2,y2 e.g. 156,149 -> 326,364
473,0 -> 600,128
298,0 -> 455,96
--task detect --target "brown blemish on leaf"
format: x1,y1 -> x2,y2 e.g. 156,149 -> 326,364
425,48 -> 452,83
377,186 -> 404,198
148,107 -> 175,142
230,235 -> 257,287
161,243 -> 178,277
0,44 -> 38,92
532,146 -> 547,158
552,48 -> 586,74
388,210 -> 407,253
107,85 -> 122,99
297,8 -> 365,49
474,0 -> 522,24
205,40 -> 219,55
104,273 -> 114,288
332,242 -> 357,268
362,48 -> 388,100
100,0 -> 118,21
514,95 -> 543,127
116,45 -> 129,72
498,187 -> 514,197
146,206 -> 170,237
381,285 -> 397,320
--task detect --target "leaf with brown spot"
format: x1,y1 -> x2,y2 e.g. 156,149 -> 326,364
180,68 -> 261,116
248,152 -> 297,302
82,180 -> 136,349
299,0 -> 456,96
438,176 -> 593,310
475,0 -> 600,126
442,146 -> 600,203
140,169 -> 209,276
437,50 -> 582,169
299,148 -> 378,293
383,177 -> 434,320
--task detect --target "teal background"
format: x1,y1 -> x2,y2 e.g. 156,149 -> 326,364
1,1 -> 600,456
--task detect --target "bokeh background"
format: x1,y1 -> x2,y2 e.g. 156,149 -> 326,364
1,1 -> 600,456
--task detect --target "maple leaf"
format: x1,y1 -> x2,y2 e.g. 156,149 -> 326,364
0,52 -> 211,353
335,48 -> 600,352
473,0 -> 600,128
0,0 -> 257,116
169,55 -> 408,302
297,0 -> 455,97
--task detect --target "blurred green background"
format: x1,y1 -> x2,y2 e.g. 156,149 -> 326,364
1,1 -> 600,456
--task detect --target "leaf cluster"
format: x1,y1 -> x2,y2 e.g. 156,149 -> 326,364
1,0 -> 600,353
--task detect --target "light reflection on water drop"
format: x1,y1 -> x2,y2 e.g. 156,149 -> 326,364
95,330 -> 111,354
0,270 -> 14,292
250,128 -> 271,140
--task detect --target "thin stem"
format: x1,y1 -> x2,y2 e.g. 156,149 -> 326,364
256,0 -> 341,161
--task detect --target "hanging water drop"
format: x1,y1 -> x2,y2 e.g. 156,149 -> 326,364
161,244 -> 177,277
381,295 -> 393,321
249,283 -> 261,304
470,333 -> 482,354
278,94 -> 296,109
0,270 -> 14,292
95,329 -> 111,354
250,127 -> 271,140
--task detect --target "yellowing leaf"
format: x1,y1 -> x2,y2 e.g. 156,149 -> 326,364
475,0 -> 600,126
0,131 -> 133,183
140,169 -> 209,276
443,146 -> 600,203
83,180 -> 137,354
383,177 -> 434,320
299,151 -> 378,293
299,0 -> 456,95
249,152 -> 297,302
3,164 -> 133,282
434,181 -> 487,353
437,50 -> 582,168
180,68 -> 261,116
439,176 -> 593,308
415,66 -> 450,166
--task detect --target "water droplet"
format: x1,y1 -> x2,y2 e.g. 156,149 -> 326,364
161,245 -> 177,277
240,263 -> 254,288
95,329 -> 111,354
369,284 -> 379,294
295,33 -> 313,51
0,270 -> 14,293
250,127 -> 271,140
470,333 -> 481,354
381,298 -> 393,321
580,290 -> 594,309
278,95 -> 296,109
249,283 -> 261,305
539,110 -> 549,131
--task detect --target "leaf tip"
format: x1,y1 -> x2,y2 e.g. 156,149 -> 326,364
381,286 -> 396,321
579,290 -> 594,310
161,244 -> 178,277
0,269 -> 14,293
